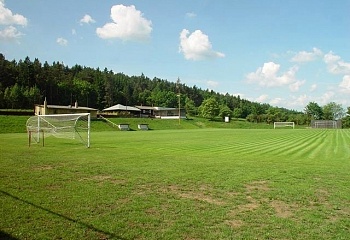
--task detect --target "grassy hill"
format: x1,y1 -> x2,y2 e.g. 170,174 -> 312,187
0,115 -> 285,134
100,116 -> 278,131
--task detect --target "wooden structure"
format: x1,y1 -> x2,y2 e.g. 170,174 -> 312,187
34,98 -> 98,118
136,106 -> 186,119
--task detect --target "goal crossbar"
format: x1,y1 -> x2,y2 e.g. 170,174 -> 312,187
274,122 -> 295,129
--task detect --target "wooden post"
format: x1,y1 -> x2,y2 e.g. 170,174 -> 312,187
28,130 -> 45,147
177,77 -> 181,125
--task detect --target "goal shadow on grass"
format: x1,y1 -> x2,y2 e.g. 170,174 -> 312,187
0,190 -> 126,240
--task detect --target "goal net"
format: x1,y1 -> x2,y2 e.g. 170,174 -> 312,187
274,122 -> 295,129
310,120 -> 341,129
26,113 -> 90,148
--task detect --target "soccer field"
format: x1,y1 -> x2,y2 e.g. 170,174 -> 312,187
1,129 -> 350,239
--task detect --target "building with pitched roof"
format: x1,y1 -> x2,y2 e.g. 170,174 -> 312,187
34,98 -> 98,118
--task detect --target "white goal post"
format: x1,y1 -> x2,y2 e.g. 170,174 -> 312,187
311,120 -> 339,129
274,122 -> 295,129
26,113 -> 90,148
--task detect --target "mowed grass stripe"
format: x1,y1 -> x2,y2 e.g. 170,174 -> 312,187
6,129 -> 346,162
255,130 -> 329,159
182,129 -> 294,157
273,130 -> 329,160
333,129 -> 350,157
130,129 -> 345,163
161,129 -> 348,167
199,129 -> 322,159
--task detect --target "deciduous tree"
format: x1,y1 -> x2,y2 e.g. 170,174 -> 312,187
199,97 -> 220,120
305,102 -> 323,120
323,102 -> 345,120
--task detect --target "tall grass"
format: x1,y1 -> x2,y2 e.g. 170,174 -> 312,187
1,128 -> 350,239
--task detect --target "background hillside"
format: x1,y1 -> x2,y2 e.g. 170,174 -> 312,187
0,55 -> 304,118
1,55 -> 349,127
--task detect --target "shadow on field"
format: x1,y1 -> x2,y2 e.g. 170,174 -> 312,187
1,190 -> 127,240
0,231 -> 19,240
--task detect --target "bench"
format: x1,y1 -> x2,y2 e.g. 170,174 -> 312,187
138,124 -> 149,130
118,124 -> 130,131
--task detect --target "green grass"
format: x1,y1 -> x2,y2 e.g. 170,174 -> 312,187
104,116 -> 284,130
0,115 -> 278,134
0,115 -> 30,133
1,127 -> 350,239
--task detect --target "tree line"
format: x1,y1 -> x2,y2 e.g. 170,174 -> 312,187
0,54 -> 349,127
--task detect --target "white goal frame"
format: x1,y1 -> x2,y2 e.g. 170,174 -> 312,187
26,113 -> 90,148
274,122 -> 295,129
311,120 -> 339,129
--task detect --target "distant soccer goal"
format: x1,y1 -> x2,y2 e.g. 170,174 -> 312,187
274,122 -> 295,129
310,120 -> 341,129
26,113 -> 90,148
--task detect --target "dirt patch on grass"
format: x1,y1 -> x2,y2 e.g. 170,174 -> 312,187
226,180 -> 300,228
270,200 -> 296,218
239,195 -> 260,211
245,180 -> 270,193
309,188 -> 350,222
315,188 -> 329,202
225,219 -> 244,228
178,191 -> 226,205
166,185 -> 227,205
229,195 -> 261,218
80,175 -> 127,185
231,197 -> 297,219
226,195 -> 260,229
309,188 -> 331,209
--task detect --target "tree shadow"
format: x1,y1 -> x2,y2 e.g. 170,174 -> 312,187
1,190 -> 127,240
209,118 -> 225,122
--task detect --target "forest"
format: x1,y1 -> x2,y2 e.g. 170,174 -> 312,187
0,54 -> 349,127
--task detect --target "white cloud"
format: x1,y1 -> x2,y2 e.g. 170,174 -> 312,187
80,14 -> 95,25
179,29 -> 225,61
290,47 -> 323,62
207,80 -> 219,88
56,37 -> 68,46
270,97 -> 283,106
0,1 -> 27,26
310,84 -> 317,92
186,12 -> 197,18
96,4 -> 152,42
246,62 -> 300,90
256,94 -> 269,103
288,94 -> 309,109
319,91 -> 335,105
324,51 -> 350,75
268,94 -> 310,110
289,80 -> 305,92
269,94 -> 312,110
0,26 -> 23,40
339,75 -> 350,93
0,1 -> 27,41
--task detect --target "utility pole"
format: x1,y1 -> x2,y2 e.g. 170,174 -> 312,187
176,77 -> 181,125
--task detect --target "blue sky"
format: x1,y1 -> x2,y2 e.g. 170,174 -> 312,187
1,0 -> 349,111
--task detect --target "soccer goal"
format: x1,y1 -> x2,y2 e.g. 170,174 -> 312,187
26,113 -> 90,148
311,120 -> 340,129
274,122 -> 295,129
